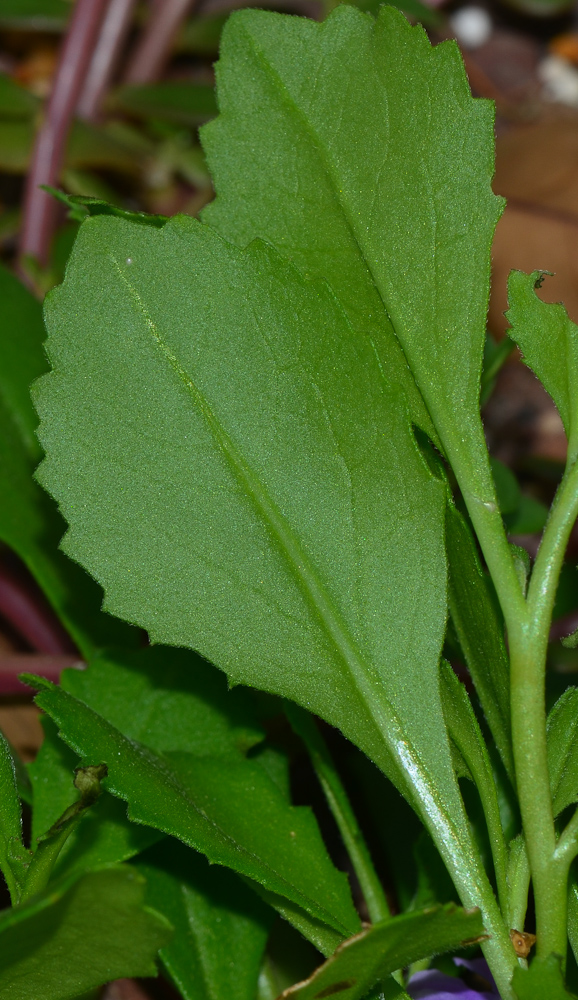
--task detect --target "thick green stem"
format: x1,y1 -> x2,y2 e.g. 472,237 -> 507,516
284,701 -> 391,924
508,458 -> 578,962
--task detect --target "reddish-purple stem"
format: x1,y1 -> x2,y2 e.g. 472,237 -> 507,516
18,0 -> 110,269
0,562 -> 75,656
0,655 -> 83,695
122,0 -> 195,85
77,0 -> 139,122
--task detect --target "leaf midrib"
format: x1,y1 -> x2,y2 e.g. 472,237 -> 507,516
109,253 -> 468,863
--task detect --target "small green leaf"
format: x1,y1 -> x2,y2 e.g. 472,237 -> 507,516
506,270 -> 578,462
0,865 -> 171,999
547,687 -> 578,816
491,457 -> 521,516
504,495 -> 548,536
512,955 -> 578,1000
29,717 -> 161,881
111,82 -> 218,126
134,839 -> 273,1000
25,676 -> 360,954
445,503 -> 513,781
59,646 -> 264,758
21,761 -> 108,902
568,869 -> 578,968
0,74 -> 38,119
440,662 -> 508,911
278,904 -> 486,1000
0,729 -> 28,902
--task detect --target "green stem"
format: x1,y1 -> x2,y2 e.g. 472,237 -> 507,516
20,763 -> 106,903
284,701 -> 391,924
508,458 -> 578,961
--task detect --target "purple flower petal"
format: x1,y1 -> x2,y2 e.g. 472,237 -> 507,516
407,958 -> 499,1000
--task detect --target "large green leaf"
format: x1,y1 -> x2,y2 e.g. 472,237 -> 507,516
0,729 -> 28,902
0,865 -> 171,999
33,211 -> 484,898
201,4 -> 503,508
135,839 -> 273,1000
33,205 -> 513,963
547,687 -> 578,817
278,904 -> 485,1000
0,265 -> 138,656
506,270 -> 578,462
26,675 -> 360,956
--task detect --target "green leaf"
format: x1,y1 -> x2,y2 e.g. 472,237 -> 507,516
21,761 -> 109,902
58,646 -> 264,758
568,868 -> 578,968
491,457 -> 520,516
439,662 -> 508,911
29,717 -> 161,880
0,729 -> 28,902
506,270 -> 578,462
34,213 -> 469,858
0,0 -> 69,30
445,503 -> 513,780
0,265 -> 138,656
0,74 -> 39,119
134,839 -> 273,1000
202,5 -> 503,506
26,676 -> 360,955
512,956 -> 578,1000
0,865 -> 171,1000
547,687 -> 578,817
111,82 -> 218,126
277,904 -> 486,1000
504,495 -> 548,536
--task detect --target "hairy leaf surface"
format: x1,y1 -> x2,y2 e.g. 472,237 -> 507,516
202,5 -> 503,507
0,865 -> 171,999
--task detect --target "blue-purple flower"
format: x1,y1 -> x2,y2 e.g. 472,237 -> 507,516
407,958 -> 500,1000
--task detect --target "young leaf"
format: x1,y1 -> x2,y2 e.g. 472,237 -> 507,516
29,717 -> 161,880
134,839 -> 273,1000
445,503 -> 513,781
277,904 -> 486,1000
0,729 -> 28,902
202,5 -> 503,510
26,676 -> 360,956
0,865 -> 171,999
0,265 -> 138,657
34,213 -> 476,886
506,270 -> 578,462
547,687 -> 578,817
